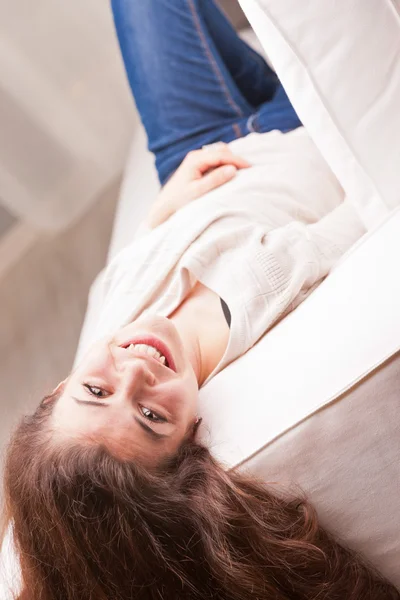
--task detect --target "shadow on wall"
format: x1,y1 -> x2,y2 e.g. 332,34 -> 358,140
0,206 -> 16,237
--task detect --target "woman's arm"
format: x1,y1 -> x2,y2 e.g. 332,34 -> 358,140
266,200 -> 366,299
146,143 -> 250,229
247,200 -> 367,345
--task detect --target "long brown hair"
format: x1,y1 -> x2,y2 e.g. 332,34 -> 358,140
2,393 -> 399,600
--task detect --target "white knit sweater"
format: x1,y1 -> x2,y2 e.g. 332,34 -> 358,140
87,128 -> 365,385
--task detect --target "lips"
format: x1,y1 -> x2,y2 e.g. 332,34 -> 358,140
119,336 -> 176,373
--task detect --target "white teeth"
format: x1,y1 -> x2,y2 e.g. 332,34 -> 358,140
126,343 -> 167,366
136,344 -> 149,354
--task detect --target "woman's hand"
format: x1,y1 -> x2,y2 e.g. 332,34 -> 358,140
147,143 -> 251,228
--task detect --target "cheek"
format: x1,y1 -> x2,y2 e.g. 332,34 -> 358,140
178,378 -> 199,418
165,378 -> 198,418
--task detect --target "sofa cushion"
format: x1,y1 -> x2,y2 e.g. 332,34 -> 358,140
242,351 -> 400,587
76,0 -> 400,588
197,206 -> 400,587
239,0 -> 400,229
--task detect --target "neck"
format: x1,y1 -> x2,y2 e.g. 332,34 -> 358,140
170,312 -> 205,385
169,283 -> 230,387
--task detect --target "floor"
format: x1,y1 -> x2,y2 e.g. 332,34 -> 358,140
0,180 -> 119,460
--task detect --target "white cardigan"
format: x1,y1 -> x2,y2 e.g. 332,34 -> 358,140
80,128 -> 365,383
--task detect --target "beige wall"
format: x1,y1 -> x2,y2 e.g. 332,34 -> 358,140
218,0 -> 248,29
0,0 -> 136,231
0,0 -> 246,233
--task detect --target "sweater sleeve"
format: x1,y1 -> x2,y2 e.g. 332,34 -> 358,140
248,200 -> 366,343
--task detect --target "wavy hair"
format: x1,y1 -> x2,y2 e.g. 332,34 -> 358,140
2,392 -> 399,600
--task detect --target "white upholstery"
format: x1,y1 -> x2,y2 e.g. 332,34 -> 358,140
242,351 -> 400,584
199,206 -> 400,467
99,147 -> 400,586
74,16 -> 400,587
199,207 -> 400,585
3,4 -> 400,597
239,0 -> 400,229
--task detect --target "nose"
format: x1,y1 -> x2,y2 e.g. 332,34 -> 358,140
118,355 -> 155,397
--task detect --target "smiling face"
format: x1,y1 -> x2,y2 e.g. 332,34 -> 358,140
51,315 -> 200,463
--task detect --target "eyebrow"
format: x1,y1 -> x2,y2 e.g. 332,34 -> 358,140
72,397 -> 168,441
73,397 -> 108,408
133,416 -> 168,441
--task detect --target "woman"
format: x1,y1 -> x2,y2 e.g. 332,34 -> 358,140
2,1 -> 398,598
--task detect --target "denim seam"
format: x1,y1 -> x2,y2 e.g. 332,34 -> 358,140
216,1 -> 271,74
232,123 -> 242,138
186,0 -> 246,119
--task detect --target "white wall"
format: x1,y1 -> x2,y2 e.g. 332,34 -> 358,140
0,0 -> 137,231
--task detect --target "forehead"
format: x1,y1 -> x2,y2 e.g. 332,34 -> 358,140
53,392 -> 127,436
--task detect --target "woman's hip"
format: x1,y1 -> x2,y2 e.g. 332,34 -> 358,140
156,84 -> 302,184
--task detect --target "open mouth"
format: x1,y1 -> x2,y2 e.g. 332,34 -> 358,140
120,336 -> 176,372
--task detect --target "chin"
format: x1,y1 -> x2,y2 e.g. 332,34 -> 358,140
122,315 -> 176,337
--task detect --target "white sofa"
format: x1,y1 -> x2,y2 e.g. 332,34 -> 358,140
75,126 -> 400,588
2,0 -> 399,596
75,0 -> 400,587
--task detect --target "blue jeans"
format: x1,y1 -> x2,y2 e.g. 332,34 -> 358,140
111,0 -> 302,185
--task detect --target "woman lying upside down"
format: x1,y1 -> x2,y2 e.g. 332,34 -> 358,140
3,1 -> 399,599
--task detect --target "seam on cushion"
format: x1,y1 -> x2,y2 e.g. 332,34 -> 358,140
232,346 -> 400,471
250,1 -> 390,216
186,0 -> 247,118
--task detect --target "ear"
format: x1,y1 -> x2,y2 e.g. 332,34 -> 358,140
40,379 -> 67,407
192,417 -> 203,437
52,379 -> 67,395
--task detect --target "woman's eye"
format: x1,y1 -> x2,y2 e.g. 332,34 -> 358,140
140,406 -> 166,423
84,384 -> 107,398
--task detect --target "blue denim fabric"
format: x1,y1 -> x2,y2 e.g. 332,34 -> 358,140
111,0 -> 302,184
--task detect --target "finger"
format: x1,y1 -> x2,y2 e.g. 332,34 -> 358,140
192,164 -> 237,197
201,142 -> 228,151
198,151 -> 250,175
185,148 -> 251,175
201,145 -> 251,167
